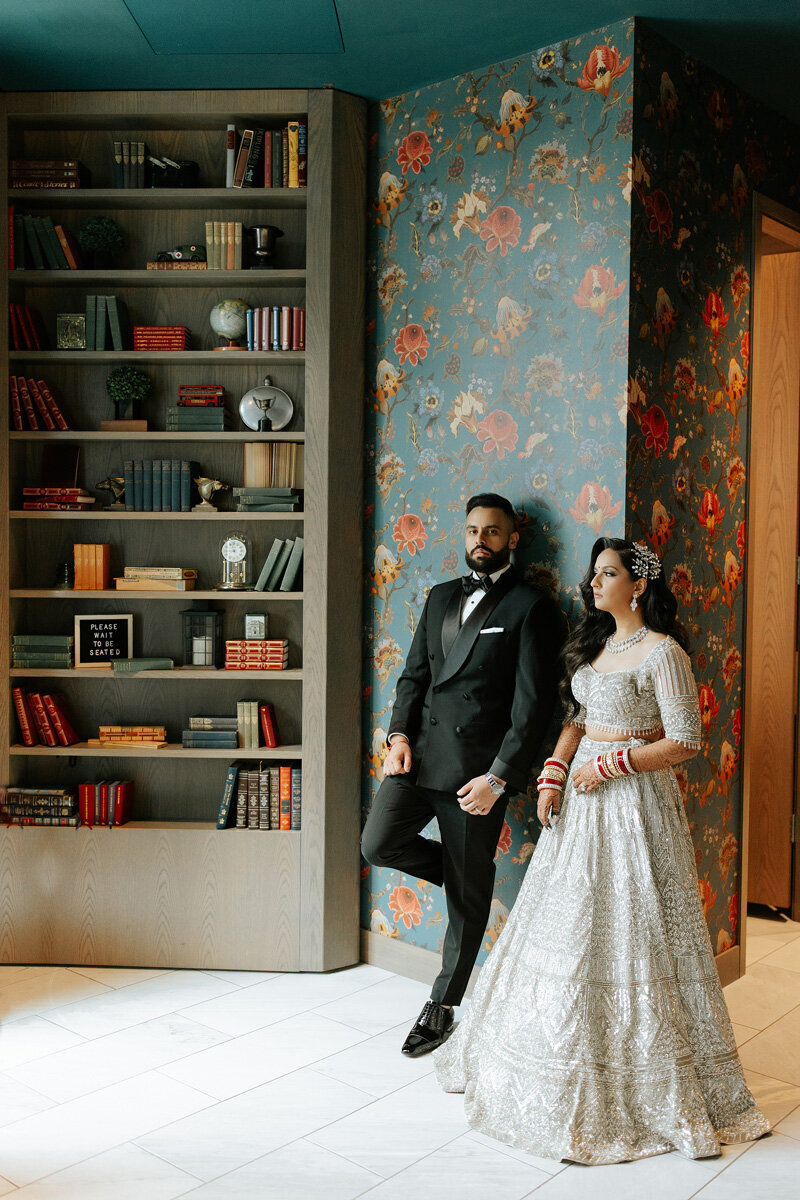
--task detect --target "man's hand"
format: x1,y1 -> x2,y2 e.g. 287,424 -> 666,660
384,738 -> 412,776
457,775 -> 502,816
537,787 -> 562,828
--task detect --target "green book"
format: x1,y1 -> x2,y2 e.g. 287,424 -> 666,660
95,296 -> 109,350
279,537 -> 304,591
85,294 -> 97,350
112,657 -> 174,673
254,538 -> 285,591
264,538 -> 294,591
216,762 -> 241,829
35,216 -> 69,269
106,295 -> 131,351
22,214 -> 46,269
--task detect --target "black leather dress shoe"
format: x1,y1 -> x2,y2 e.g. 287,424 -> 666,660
401,1000 -> 454,1057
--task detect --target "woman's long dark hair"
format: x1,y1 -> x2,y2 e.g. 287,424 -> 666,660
559,537 -> 690,719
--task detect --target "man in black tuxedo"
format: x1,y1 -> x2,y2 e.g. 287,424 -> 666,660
361,493 -> 559,1055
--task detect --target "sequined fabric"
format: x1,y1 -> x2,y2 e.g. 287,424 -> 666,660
434,653 -> 769,1164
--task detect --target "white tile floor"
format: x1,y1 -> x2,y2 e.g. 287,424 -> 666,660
0,916 -> 798,1198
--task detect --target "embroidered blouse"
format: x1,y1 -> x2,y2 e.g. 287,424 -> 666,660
569,636 -> 702,750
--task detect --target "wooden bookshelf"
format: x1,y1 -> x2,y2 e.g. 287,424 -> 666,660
0,88 -> 365,972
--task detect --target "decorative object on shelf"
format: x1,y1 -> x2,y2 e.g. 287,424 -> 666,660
246,224 -> 283,268
181,604 -> 223,667
239,376 -> 294,432
149,156 -> 199,188
244,612 -> 267,639
96,474 -> 127,510
156,245 -> 207,263
105,365 -> 152,426
56,314 -> 86,350
216,532 -> 252,590
210,299 -> 249,350
74,613 -> 133,669
77,215 -> 126,268
54,560 -> 74,590
192,476 -> 229,512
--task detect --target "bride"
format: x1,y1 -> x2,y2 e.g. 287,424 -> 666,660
434,537 -> 770,1164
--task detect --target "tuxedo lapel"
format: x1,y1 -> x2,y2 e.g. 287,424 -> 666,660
440,586 -> 463,659
436,568 -> 517,686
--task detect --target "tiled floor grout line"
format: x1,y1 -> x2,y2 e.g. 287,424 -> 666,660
734,998 -> 800,1048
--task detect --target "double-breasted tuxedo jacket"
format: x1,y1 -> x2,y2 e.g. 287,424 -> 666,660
387,566 -> 559,794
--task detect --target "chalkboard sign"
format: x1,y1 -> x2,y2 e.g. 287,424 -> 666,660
74,614 -> 133,668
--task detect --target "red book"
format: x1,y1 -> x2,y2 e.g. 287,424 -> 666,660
279,765 -> 292,829
35,379 -> 69,430
9,303 -> 22,351
9,376 -> 23,431
23,502 -> 86,510
18,304 -> 42,350
8,205 -> 14,270
78,782 -> 92,825
16,377 -> 39,430
113,780 -> 133,825
11,687 -> 37,746
291,307 -> 305,351
26,379 -> 57,430
297,121 -> 307,188
28,693 -> 58,747
22,487 -> 83,497
99,781 -> 109,825
263,133 -> 272,188
281,126 -> 289,187
259,703 -> 280,748
42,694 -> 79,746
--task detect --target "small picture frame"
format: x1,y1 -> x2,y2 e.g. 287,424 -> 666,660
244,612 -> 267,640
74,613 -> 133,668
56,313 -> 87,350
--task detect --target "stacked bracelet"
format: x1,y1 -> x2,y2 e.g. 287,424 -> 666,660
594,747 -> 635,780
536,757 -> 569,793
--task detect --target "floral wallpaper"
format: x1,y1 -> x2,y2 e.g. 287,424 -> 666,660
626,22 -> 800,954
361,19 -> 635,957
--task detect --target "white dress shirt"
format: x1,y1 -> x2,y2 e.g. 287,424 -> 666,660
461,562 -> 511,624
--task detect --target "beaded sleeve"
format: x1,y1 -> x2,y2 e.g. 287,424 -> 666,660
651,640 -> 702,750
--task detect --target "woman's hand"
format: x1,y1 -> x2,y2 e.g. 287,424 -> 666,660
570,761 -> 603,794
537,787 -> 562,828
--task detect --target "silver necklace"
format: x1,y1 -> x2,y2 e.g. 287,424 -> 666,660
606,626 -> 648,654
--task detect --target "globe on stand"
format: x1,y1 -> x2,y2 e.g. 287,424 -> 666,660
210,299 -> 249,351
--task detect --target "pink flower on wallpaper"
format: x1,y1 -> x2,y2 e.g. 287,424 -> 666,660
393,322 -> 430,366
476,409 -> 519,459
388,885 -> 422,929
702,289 -> 729,342
396,130 -> 432,175
577,44 -> 631,97
644,190 -> 673,243
479,206 -> 522,256
569,482 -> 623,533
572,265 -> 626,317
494,821 -> 512,860
392,513 -> 427,556
640,405 -> 669,456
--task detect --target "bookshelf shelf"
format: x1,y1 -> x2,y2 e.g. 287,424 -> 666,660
2,86 -> 365,974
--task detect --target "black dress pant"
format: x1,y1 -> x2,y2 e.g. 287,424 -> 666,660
361,773 -> 507,1006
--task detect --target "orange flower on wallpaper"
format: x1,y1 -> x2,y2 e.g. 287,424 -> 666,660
392,513 -> 427,556
450,189 -> 489,239
572,265 -> 626,317
726,359 -> 746,408
707,88 -> 732,132
653,287 -> 677,346
701,290 -> 729,343
397,130 -> 432,176
650,498 -> 674,549
730,264 -> 750,314
697,877 -> 717,919
476,409 -> 519,459
698,685 -> 721,732
569,481 -> 623,533
698,488 -> 725,537
388,885 -> 422,929
674,357 -> 697,400
741,330 -> 750,370
730,890 -> 739,932
640,405 -> 669,456
717,929 -> 734,954
718,740 -> 738,784
376,170 -> 406,216
733,707 -> 742,746
719,833 -> 739,881
726,456 -> 746,503
479,206 -> 522,256
670,563 -> 693,606
494,821 -> 512,860
372,358 -> 405,414
722,551 -> 742,603
577,44 -> 631,97
494,89 -> 537,137
394,323 -> 430,366
722,647 -> 742,690
644,190 -> 673,243
737,519 -> 746,559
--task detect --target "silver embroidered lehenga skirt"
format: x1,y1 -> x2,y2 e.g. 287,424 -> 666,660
434,736 -> 770,1164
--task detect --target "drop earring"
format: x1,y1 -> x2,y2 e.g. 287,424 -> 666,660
630,593 -> 638,612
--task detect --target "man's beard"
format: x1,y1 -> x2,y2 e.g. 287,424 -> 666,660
464,542 -> 511,576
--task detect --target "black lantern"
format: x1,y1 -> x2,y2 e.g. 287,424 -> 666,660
181,604 -> 223,668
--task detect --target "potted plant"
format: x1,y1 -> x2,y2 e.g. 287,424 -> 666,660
78,215 -> 126,267
105,365 -> 152,422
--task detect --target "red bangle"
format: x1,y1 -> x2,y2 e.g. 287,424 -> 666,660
595,755 -> 609,780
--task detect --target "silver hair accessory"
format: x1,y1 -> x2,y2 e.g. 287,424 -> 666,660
630,541 -> 662,581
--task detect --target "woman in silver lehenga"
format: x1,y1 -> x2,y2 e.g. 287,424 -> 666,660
434,537 -> 770,1164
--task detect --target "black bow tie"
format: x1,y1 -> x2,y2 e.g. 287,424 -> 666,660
462,574 -> 492,596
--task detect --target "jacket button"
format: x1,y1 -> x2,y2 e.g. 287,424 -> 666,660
430,717 -> 438,725
456,725 -> 462,734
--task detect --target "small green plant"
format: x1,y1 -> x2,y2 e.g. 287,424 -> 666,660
78,215 -> 126,255
105,365 -> 152,420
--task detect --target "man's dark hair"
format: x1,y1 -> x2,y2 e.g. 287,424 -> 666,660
465,492 -> 517,526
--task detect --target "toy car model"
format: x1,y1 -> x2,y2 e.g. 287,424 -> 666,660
156,245 -> 207,262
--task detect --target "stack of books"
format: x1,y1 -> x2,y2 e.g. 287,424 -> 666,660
73,543 -> 111,589
115,566 -> 197,592
203,221 -> 243,269
9,210 -> 83,270
1,787 -> 79,828
12,688 -> 80,747
8,302 -> 46,350
133,325 -> 190,351
254,536 -> 304,591
23,486 -> 94,512
8,159 -> 90,190
122,459 -> 194,511
234,487 -> 301,513
87,295 -> 131,351
245,306 -> 305,351
78,780 -> 134,826
12,636 -> 74,669
216,763 -> 301,830
111,140 -> 146,187
183,715 -> 239,750
228,122 -> 307,189
177,384 -> 224,407
10,377 -> 70,431
89,725 -> 167,748
166,405 -> 230,433
225,638 -> 289,671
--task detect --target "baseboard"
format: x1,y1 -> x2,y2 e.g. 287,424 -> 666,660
716,943 -> 741,987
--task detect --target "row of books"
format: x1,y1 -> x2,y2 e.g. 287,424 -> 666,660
229,122 -> 307,190
78,780 -> 134,826
10,376 -> 70,430
246,306 -> 305,352
12,634 -> 74,670
115,566 -> 196,593
12,688 -> 79,747
8,302 -> 47,350
86,294 -> 131,351
204,220 -> 243,270
243,440 -> 303,488
216,762 -> 302,830
8,209 -> 83,270
255,536 -> 305,592
122,459 -> 194,511
224,639 -> 289,670
23,486 -> 93,512
166,405 -> 230,432
8,159 -> 90,190
235,487 -> 302,513
112,141 -> 147,188
133,325 -> 190,350
1,788 -> 79,828
74,543 -> 111,589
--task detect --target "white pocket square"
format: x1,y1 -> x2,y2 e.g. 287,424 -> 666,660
480,627 -> 504,634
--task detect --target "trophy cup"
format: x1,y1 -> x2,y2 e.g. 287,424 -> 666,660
246,225 -> 284,268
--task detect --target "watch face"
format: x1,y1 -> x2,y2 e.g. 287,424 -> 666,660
222,537 -> 247,562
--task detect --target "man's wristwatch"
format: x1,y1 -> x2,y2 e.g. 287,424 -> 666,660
485,772 -> 505,796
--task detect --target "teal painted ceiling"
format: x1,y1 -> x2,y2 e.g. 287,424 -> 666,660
1,0 -> 798,125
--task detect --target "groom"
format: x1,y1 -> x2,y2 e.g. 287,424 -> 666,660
362,493 -> 559,1055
